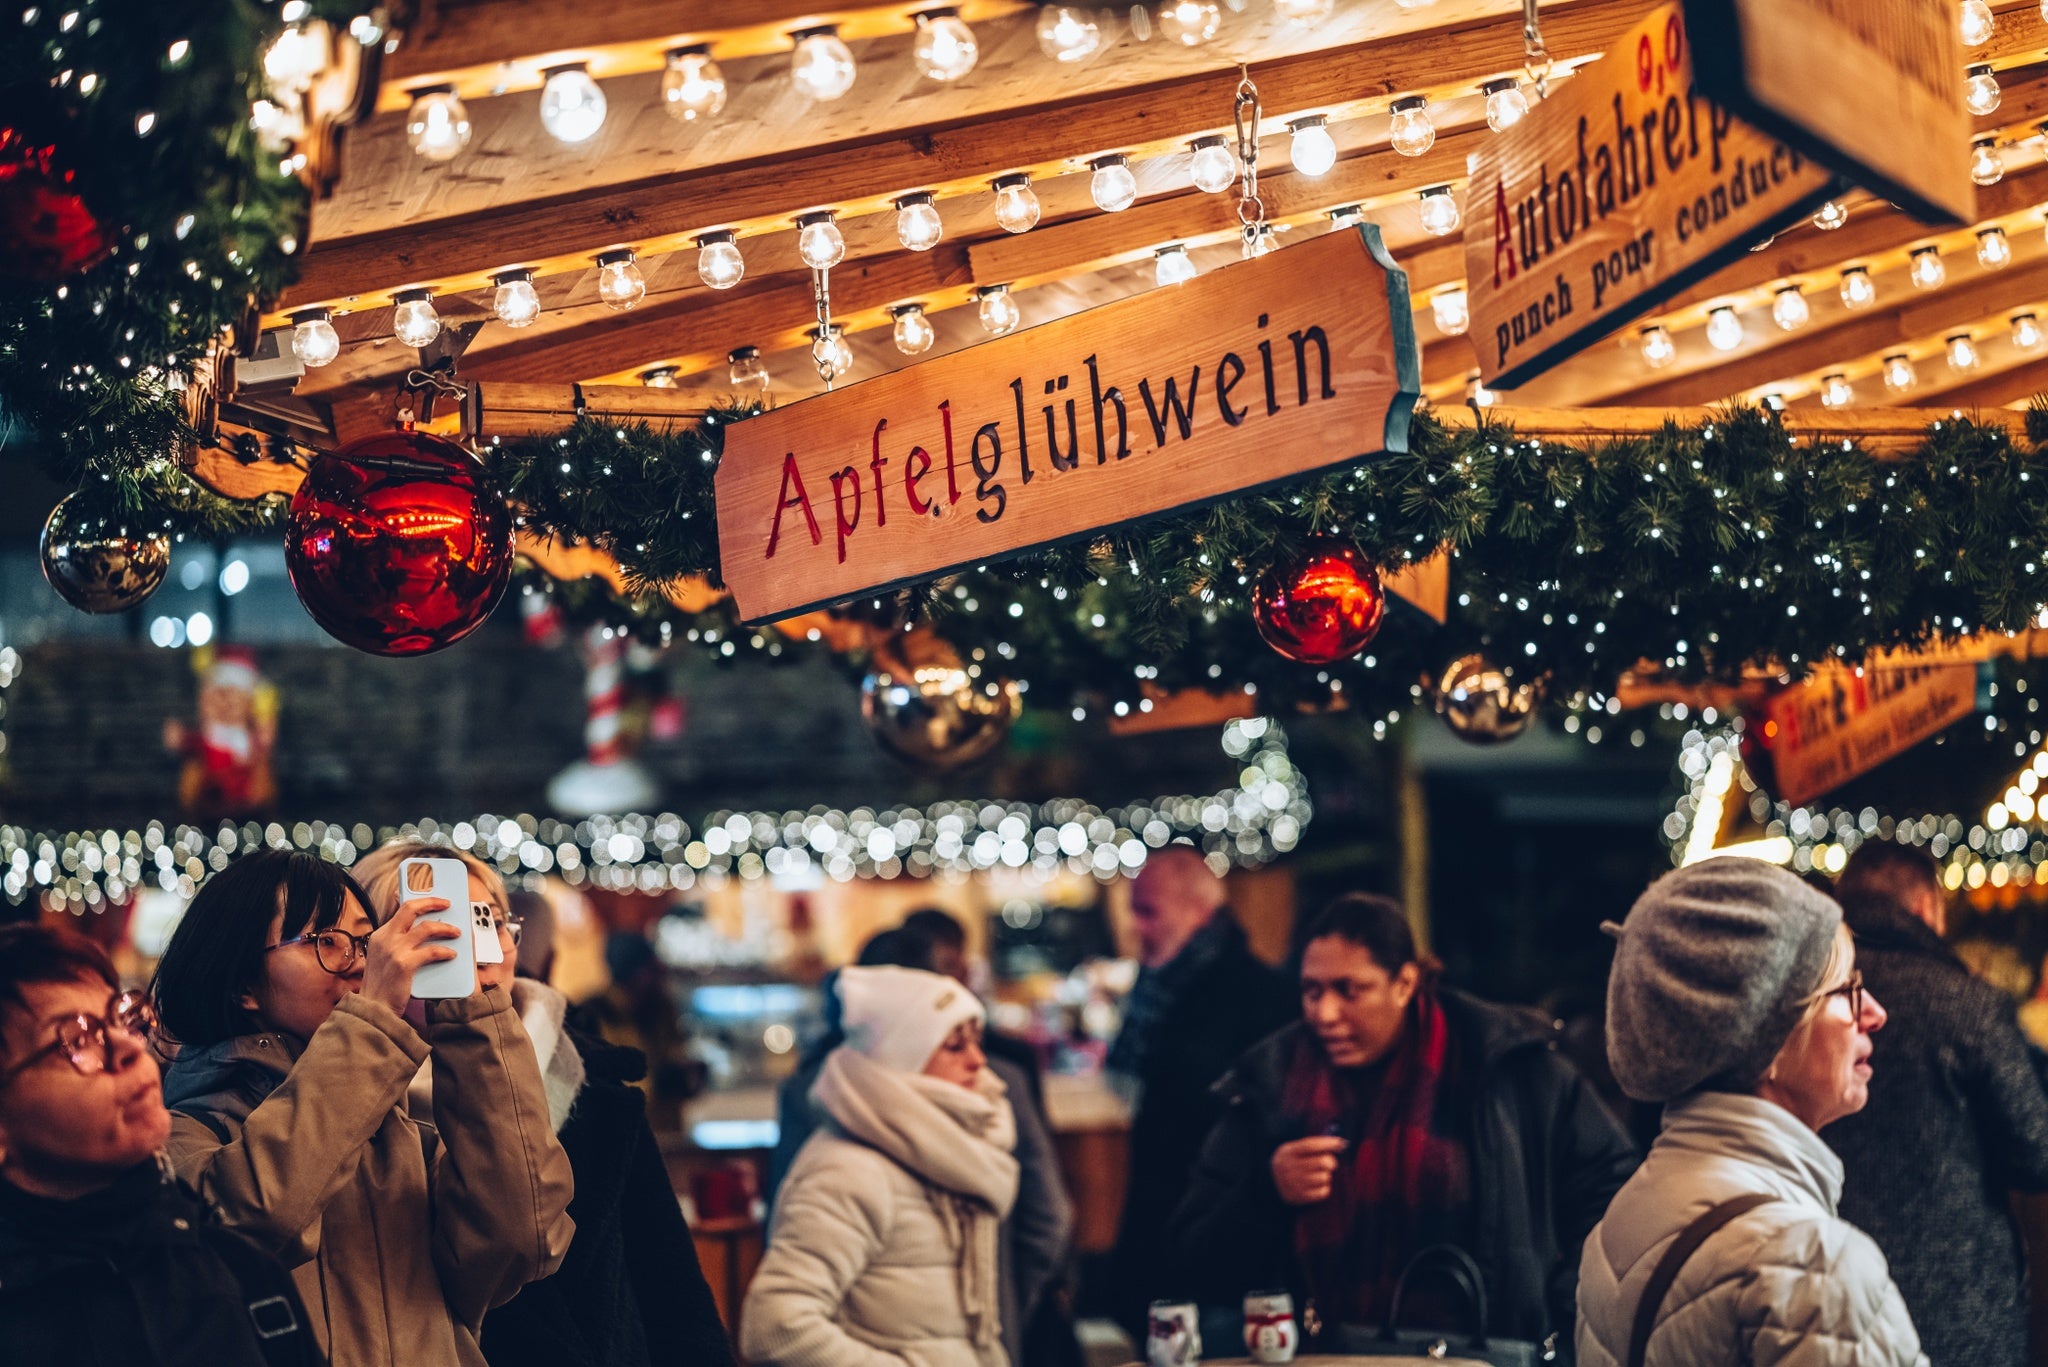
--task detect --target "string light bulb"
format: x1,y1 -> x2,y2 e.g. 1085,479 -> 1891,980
1466,374 -> 1495,407
289,307 -> 339,367
391,289 -> 441,348
538,64 -> 606,143
661,45 -> 727,122
894,192 -> 944,251
1820,372 -> 1854,408
1157,0 -> 1222,46
977,284 -> 1021,335
1388,96 -> 1435,156
405,86 -> 470,162
1966,63 -> 2001,115
790,26 -> 857,101
1155,243 -> 1197,286
696,230 -> 744,289
1839,266 -> 1877,310
2013,312 -> 2044,352
1188,136 -> 1236,193
1638,324 -> 1677,368
1971,136 -> 2003,187
992,174 -> 1040,233
1812,200 -> 1848,231
1770,285 -> 1809,332
1431,287 -> 1469,336
491,268 -> 540,327
1947,332 -> 1981,372
892,303 -> 936,355
796,211 -> 846,270
1089,154 -> 1137,212
808,324 -> 853,376
1273,0 -> 1334,25
1417,184 -> 1460,237
728,346 -> 768,391
1882,352 -> 1917,392
595,249 -> 645,311
1977,225 -> 2013,269
1287,115 -> 1337,176
1705,306 -> 1744,352
1482,78 -> 1528,132
1960,0 -> 1995,47
913,8 -> 979,81
640,366 -> 679,388
1910,246 -> 1946,291
1035,5 -> 1103,62
1328,204 -> 1365,229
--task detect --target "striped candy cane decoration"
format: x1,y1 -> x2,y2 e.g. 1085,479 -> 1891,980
581,625 -> 626,766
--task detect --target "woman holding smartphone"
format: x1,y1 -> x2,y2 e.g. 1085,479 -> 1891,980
151,849 -> 575,1367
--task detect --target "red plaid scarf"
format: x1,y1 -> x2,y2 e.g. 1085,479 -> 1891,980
1285,989 -> 1469,1330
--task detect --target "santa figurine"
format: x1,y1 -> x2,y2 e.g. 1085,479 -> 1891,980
164,647 -> 279,820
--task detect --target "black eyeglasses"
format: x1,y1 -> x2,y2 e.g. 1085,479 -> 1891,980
0,989 -> 156,1085
498,907 -> 524,947
1814,969 -> 1865,1023
269,928 -> 371,976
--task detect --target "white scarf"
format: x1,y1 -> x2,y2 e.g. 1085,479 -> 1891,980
812,1046 -> 1019,1349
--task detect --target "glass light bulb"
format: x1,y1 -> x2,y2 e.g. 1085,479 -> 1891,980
1155,245 -> 1196,287
597,254 -> 645,311
642,367 -> 678,388
1972,139 -> 2004,187
492,271 -> 540,327
810,328 -> 853,376
1910,248 -> 1946,291
1090,156 -> 1137,213
1483,80 -> 1529,133
1812,200 -> 1848,231
1820,373 -> 1854,409
1882,354 -> 1917,392
2014,312 -> 2045,352
1431,287 -> 1469,336
1289,118 -> 1337,177
729,347 -> 769,391
978,288 -> 1021,335
1417,186 -> 1461,237
993,178 -> 1040,233
1960,0 -> 1994,47
1639,325 -> 1676,369
290,310 -> 339,367
798,215 -> 846,270
1466,375 -> 1495,407
406,88 -> 470,162
539,65 -> 606,144
1705,306 -> 1744,351
1978,226 -> 2013,269
1273,0 -> 1333,25
1966,64 -> 2001,116
1328,205 -> 1365,229
913,9 -> 978,81
1839,267 -> 1877,310
1770,286 -> 1809,332
896,195 -> 944,251
893,306 -> 936,355
1035,5 -> 1103,63
392,292 -> 441,348
1388,98 -> 1434,157
791,28 -> 857,101
1947,334 -> 1981,372
1158,0 -> 1221,46
661,47 -> 727,122
697,233 -> 745,289
1189,138 -> 1236,193
264,24 -> 325,93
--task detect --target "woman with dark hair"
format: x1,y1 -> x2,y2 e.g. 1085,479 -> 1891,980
152,850 -> 575,1367
1167,892 -> 1636,1356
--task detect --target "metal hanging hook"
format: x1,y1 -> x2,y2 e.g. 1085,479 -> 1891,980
1234,67 -> 1269,257
1522,0 -> 1553,99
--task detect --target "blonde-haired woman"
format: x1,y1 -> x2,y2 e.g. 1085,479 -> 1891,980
744,964 -> 1019,1367
1577,857 -> 1927,1366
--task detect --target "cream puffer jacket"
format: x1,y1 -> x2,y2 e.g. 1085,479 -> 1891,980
743,1047 -> 1019,1367
1577,1091 -> 1926,1367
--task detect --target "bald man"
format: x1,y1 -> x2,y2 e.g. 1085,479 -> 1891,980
1097,847 -> 1294,1335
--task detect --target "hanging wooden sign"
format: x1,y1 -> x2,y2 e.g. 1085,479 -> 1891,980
715,226 -> 1420,623
1464,0 -> 1834,389
1747,661 -> 1986,806
1684,0 -> 1971,226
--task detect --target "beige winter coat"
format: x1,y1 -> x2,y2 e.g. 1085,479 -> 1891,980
161,986 -> 576,1367
743,1047 -> 1020,1367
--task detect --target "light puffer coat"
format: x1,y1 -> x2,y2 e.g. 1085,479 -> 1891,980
1577,1091 -> 1926,1367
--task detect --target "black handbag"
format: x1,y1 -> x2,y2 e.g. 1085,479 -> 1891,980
1315,1245 -> 1553,1367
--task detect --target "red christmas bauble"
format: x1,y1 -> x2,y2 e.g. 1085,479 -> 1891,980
286,430 -> 514,656
0,124 -> 110,282
1251,539 -> 1386,664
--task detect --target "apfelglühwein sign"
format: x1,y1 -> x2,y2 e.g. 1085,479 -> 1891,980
1465,1 -> 1834,389
716,226 -> 1419,623
1750,662 -> 1985,807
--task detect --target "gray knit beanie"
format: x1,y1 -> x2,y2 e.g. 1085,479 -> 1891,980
1605,857 -> 1842,1103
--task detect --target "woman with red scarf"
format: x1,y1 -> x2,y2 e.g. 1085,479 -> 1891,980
1167,894 -> 1636,1359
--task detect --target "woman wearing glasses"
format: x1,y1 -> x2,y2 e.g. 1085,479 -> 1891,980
152,850 -> 575,1367
1577,857 -> 1927,1367
0,922 -> 325,1367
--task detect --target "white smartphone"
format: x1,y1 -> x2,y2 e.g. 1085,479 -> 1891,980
399,856 -> 477,999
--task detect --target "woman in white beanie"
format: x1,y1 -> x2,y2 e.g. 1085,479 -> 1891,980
743,965 -> 1020,1367
1577,857 -> 1927,1367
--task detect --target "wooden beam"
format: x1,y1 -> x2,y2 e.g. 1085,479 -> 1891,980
1435,403 -> 2027,453
1915,356 -> 2048,409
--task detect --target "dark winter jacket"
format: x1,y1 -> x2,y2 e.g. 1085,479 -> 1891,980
0,1161 -> 325,1367
1827,899 -> 2048,1367
1167,994 -> 1638,1352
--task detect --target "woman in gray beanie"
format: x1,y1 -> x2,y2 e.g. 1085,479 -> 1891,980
1576,857 -> 1927,1367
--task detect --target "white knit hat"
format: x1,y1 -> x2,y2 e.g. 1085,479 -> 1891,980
836,965 -> 985,1074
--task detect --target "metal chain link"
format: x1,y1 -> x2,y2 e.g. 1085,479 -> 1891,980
1233,68 -> 1267,257
811,266 -> 839,389
1523,0 -> 1553,99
